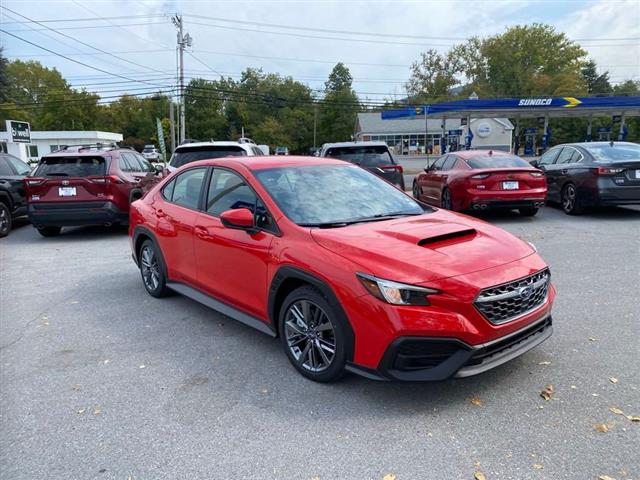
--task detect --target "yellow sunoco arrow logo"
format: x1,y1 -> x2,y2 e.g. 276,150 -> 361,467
563,97 -> 582,108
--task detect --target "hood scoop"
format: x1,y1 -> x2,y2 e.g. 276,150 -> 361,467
418,228 -> 477,247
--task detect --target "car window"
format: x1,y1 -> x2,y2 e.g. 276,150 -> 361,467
539,148 -> 561,165
135,154 -> 155,173
0,157 -> 14,175
252,147 -> 264,156
325,146 -> 394,167
206,169 -> 257,216
170,167 -> 207,209
33,156 -> 106,177
162,178 -> 175,201
465,154 -> 531,169
582,143 -> 640,163
556,148 -> 575,165
120,152 -> 140,172
169,146 -> 247,168
431,156 -> 447,171
5,155 -> 31,175
570,149 -> 583,163
442,156 -> 457,170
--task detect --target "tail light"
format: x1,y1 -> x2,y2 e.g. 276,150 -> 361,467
593,167 -> 624,176
530,172 -> 544,177
380,164 -> 403,173
88,175 -> 125,184
471,173 -> 491,179
24,177 -> 46,187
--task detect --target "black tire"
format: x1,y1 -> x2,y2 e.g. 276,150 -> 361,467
37,226 -> 61,237
0,202 -> 11,238
441,188 -> 453,210
278,285 -> 347,382
412,180 -> 419,199
518,207 -> 539,217
561,183 -> 583,215
138,239 -> 171,298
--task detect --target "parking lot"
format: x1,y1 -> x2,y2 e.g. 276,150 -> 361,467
1,204 -> 638,480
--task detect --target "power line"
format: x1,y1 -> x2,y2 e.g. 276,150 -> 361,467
2,14 -> 164,24
4,21 -> 168,32
1,6 -> 168,75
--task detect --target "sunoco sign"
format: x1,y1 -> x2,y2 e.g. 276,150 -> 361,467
6,120 -> 31,143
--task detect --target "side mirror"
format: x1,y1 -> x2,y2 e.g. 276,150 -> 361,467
154,164 -> 164,174
220,208 -> 255,231
424,163 -> 432,173
530,160 -> 539,168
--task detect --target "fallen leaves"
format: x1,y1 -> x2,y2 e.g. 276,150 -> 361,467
610,407 -> 625,416
139,365 -> 146,369
609,377 -> 618,384
469,396 -> 482,407
382,474 -> 396,480
598,476 -> 616,480
540,384 -> 554,401
532,464 -> 543,470
628,415 -> 640,422
71,384 -> 81,391
595,423 -> 609,433
537,361 -> 551,365
608,407 -> 640,423
474,472 -> 486,480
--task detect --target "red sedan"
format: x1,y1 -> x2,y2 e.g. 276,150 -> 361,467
413,150 -> 547,216
130,156 -> 555,382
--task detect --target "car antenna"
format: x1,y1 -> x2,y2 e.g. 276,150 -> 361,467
610,140 -> 614,146
488,150 -> 493,156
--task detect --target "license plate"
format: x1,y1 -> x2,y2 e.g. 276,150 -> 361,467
503,181 -> 519,190
635,169 -> 640,179
58,187 -> 77,197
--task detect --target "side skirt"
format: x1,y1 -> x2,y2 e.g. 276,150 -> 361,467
166,282 -> 276,337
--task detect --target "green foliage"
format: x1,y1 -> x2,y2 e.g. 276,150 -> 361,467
318,63 -> 360,144
581,60 -> 612,95
0,48 -> 9,103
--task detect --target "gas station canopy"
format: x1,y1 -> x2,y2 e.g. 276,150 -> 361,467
381,96 -> 640,119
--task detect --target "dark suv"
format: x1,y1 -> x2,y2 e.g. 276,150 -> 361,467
0,152 -> 31,237
25,144 -> 162,237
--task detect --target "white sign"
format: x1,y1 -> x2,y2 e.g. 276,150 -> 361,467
476,122 -> 492,138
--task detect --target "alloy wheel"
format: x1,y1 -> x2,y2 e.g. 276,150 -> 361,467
140,245 -> 161,291
412,181 -> 419,199
284,300 -> 336,373
0,207 -> 9,235
562,184 -> 576,213
442,189 -> 452,210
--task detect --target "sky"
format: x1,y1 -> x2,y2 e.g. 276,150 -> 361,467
1,0 -> 639,104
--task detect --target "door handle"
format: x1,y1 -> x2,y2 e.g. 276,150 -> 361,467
155,208 -> 166,218
194,225 -> 210,238
561,169 -> 568,174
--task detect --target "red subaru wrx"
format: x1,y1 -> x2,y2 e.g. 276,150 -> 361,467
413,150 -> 547,216
130,156 -> 555,382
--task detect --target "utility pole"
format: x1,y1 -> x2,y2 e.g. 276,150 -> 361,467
169,100 -> 175,152
313,103 -> 318,149
172,15 -> 191,144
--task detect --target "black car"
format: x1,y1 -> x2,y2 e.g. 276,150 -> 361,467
532,142 -> 640,214
320,141 -> 405,190
0,152 -> 31,237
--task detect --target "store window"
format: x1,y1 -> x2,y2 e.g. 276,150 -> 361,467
28,145 -> 39,158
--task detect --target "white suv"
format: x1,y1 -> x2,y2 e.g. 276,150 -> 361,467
168,141 -> 265,172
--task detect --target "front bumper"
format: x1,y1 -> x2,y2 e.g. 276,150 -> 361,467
28,201 -> 128,227
347,315 -> 553,381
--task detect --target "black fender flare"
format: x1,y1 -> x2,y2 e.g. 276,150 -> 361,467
268,265 -> 355,362
0,190 -> 12,210
132,225 -> 169,279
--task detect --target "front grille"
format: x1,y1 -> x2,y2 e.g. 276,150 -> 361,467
474,269 -> 550,324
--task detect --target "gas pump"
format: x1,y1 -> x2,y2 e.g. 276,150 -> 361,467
465,127 -> 473,150
447,129 -> 462,152
523,128 -> 538,156
597,127 -> 612,141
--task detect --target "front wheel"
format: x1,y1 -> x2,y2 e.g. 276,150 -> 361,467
37,226 -> 61,237
412,181 -> 419,199
519,207 -> 539,217
139,240 -> 170,298
561,183 -> 583,215
0,203 -> 11,238
441,188 -> 453,210
279,286 -> 347,382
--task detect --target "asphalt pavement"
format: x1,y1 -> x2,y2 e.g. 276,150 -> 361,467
1,207 -> 639,480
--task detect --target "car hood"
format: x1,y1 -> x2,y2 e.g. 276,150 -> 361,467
311,210 -> 535,284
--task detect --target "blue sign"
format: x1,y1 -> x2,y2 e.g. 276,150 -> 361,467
381,106 -> 426,119
598,127 -> 612,133
448,130 -> 463,136
525,128 -> 539,134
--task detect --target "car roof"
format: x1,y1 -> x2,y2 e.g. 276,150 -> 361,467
180,155 -> 347,171
174,141 -> 253,151
551,141 -> 637,149
322,141 -> 389,149
450,149 -> 513,159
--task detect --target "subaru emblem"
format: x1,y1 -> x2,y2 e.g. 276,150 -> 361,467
518,285 -> 534,300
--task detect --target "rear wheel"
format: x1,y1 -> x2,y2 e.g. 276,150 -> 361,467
279,286 -> 346,382
412,180 -> 419,199
561,183 -> 583,215
139,239 -> 170,298
518,207 -> 539,217
0,203 -> 11,238
37,226 -> 61,237
441,188 -> 453,210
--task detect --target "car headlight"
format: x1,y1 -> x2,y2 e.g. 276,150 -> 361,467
356,273 -> 438,306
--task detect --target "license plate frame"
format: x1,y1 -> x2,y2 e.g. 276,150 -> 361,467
58,187 -> 77,197
502,181 -> 519,190
635,169 -> 640,179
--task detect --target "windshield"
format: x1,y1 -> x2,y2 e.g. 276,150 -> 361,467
325,146 -> 394,167
465,155 -> 531,169
33,156 -> 106,177
582,143 -> 640,163
143,147 -> 155,153
254,165 -> 425,226
170,146 -> 247,168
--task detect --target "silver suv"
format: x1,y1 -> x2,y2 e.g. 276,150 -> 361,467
168,141 -> 265,172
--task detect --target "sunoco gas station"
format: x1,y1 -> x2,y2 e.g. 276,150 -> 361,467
380,95 -> 640,156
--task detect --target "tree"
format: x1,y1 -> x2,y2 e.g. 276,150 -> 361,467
581,60 -> 612,95
0,48 -> 9,103
406,49 -> 460,102
318,63 -> 360,143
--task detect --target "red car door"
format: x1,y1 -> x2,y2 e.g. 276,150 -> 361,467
419,155 -> 448,204
152,166 -> 207,284
193,167 -> 275,320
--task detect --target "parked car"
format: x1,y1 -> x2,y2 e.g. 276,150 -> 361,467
25,144 -> 162,237
532,141 -> 640,215
142,145 -> 160,162
130,156 -> 555,382
168,141 -> 263,173
0,152 -> 31,237
319,141 -> 405,190
413,150 -> 547,216
275,146 -> 289,156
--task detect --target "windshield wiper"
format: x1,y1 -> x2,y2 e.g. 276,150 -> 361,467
300,212 -> 422,228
